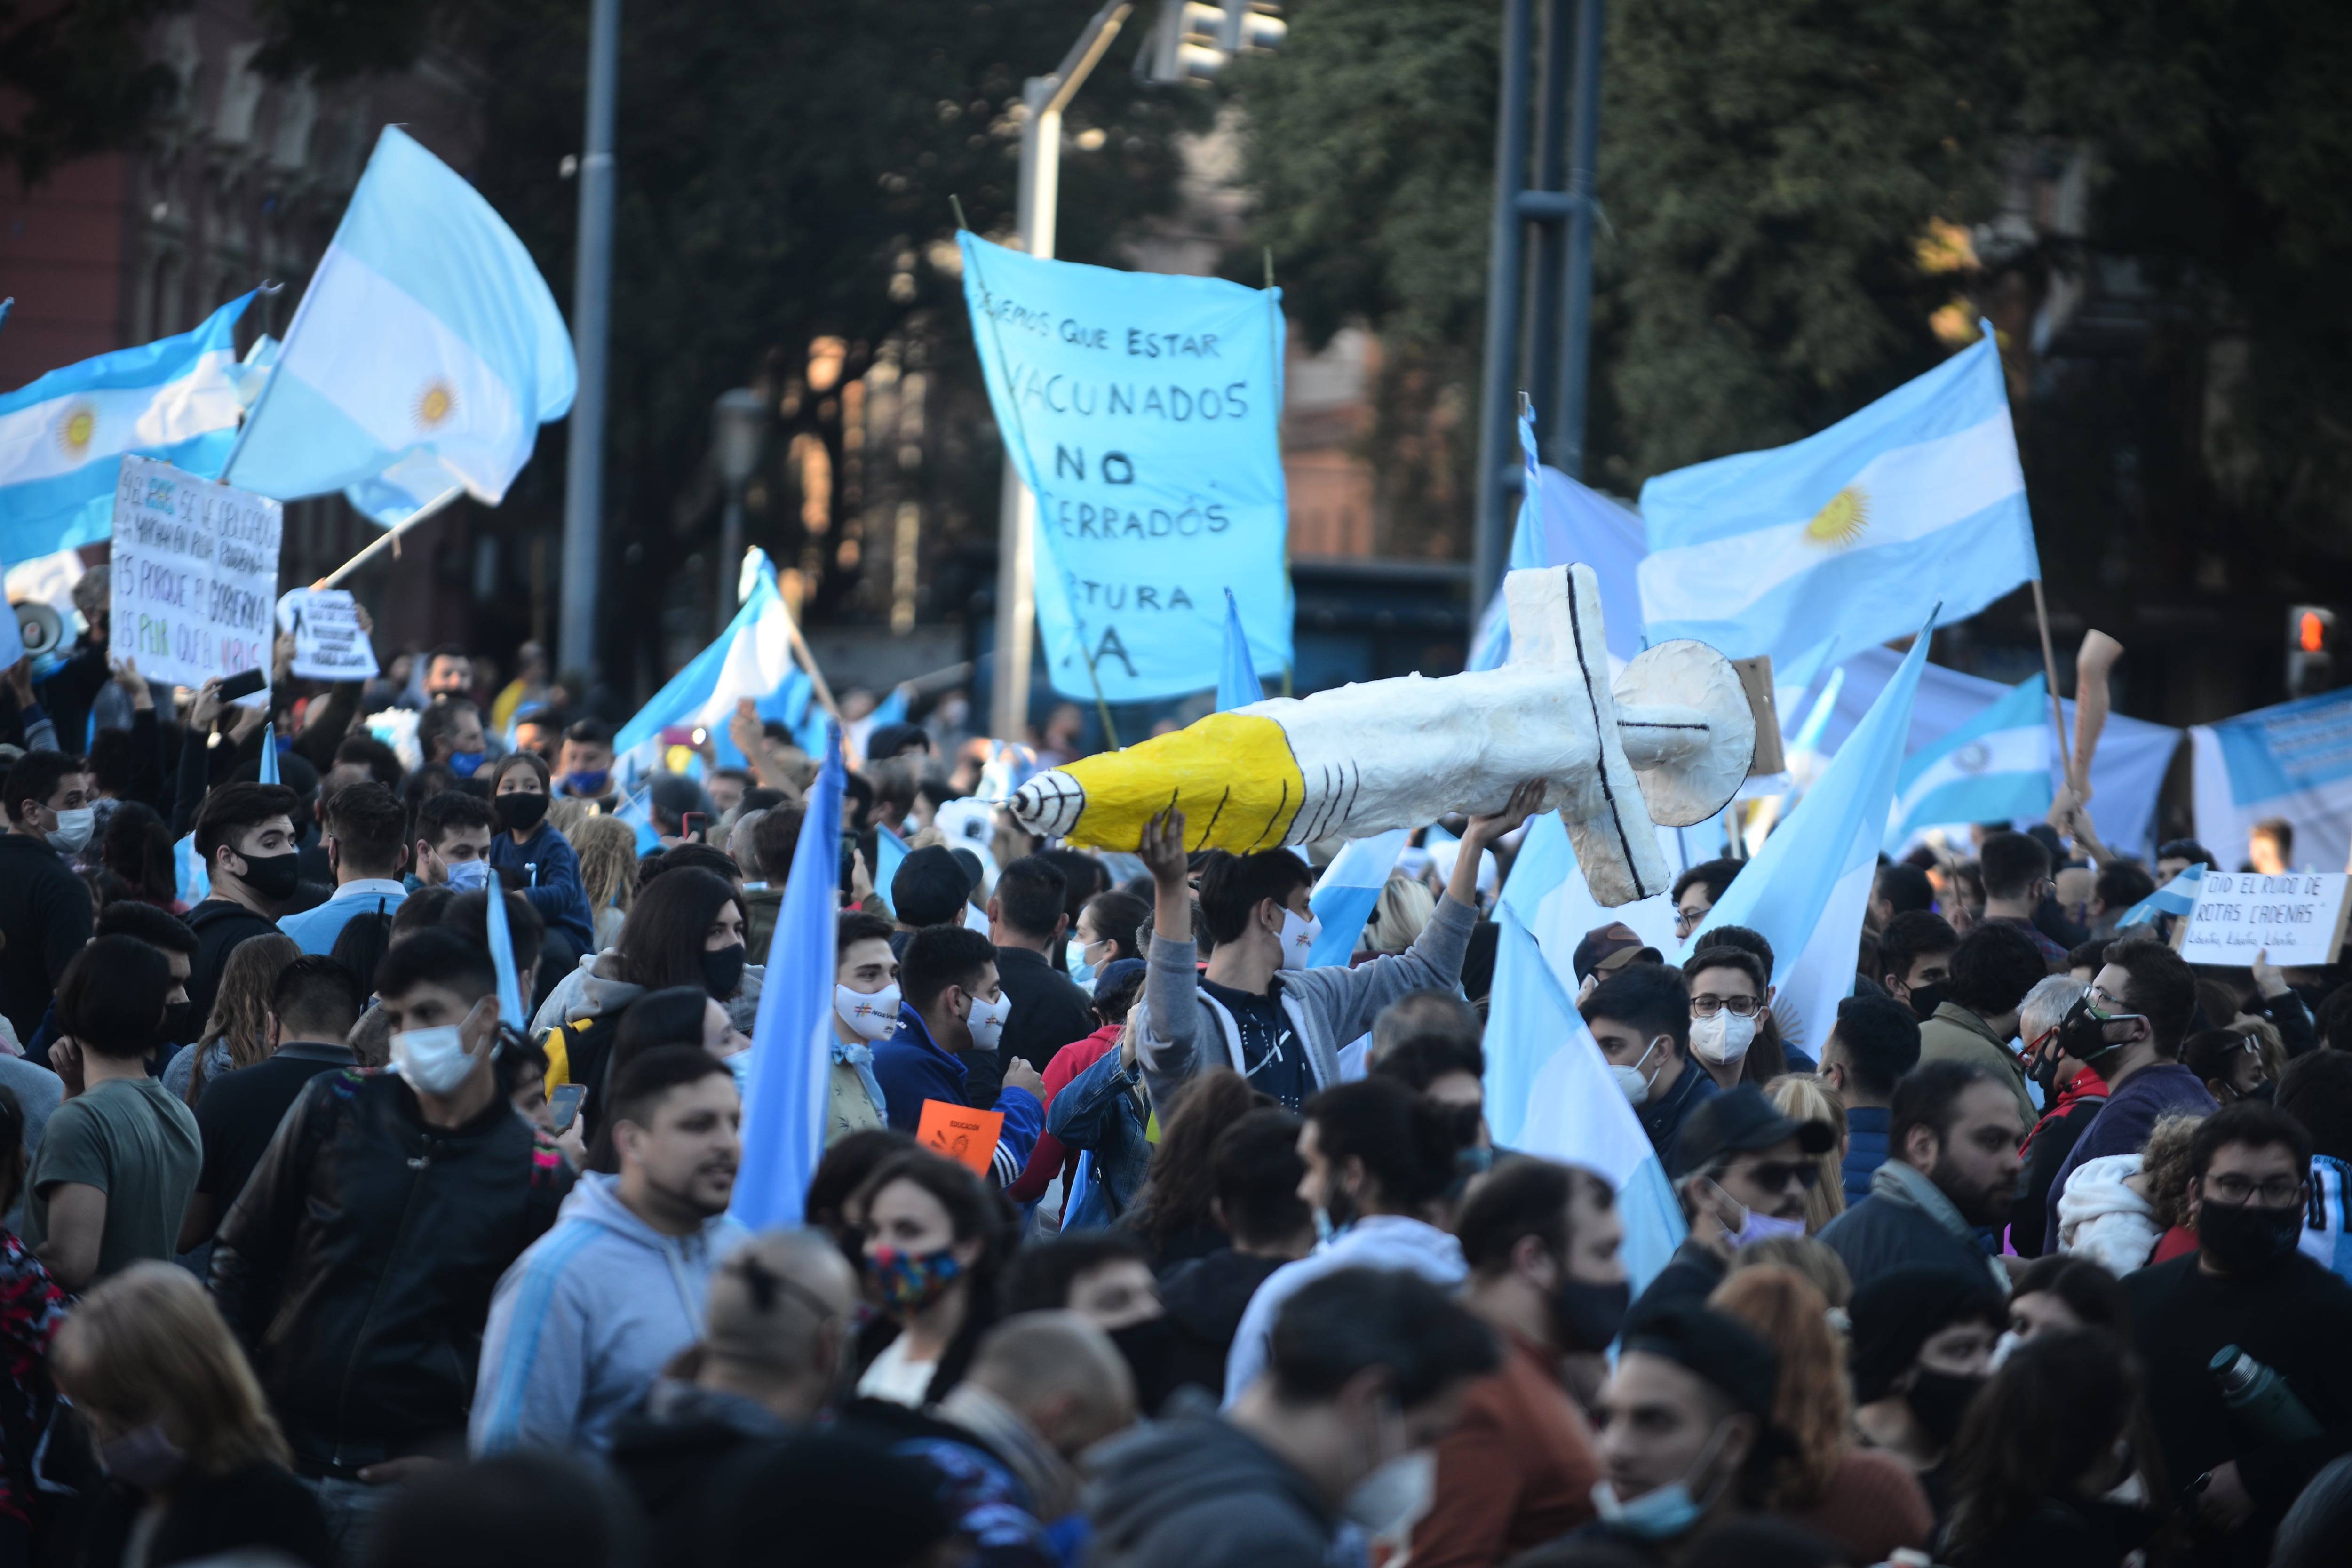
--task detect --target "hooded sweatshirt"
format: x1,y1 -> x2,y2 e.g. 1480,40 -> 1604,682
469,1172 -> 749,1456
1223,1215 -> 1466,1407
532,948 -> 765,1044
2054,1153 -> 2162,1277
1087,1415 -> 1336,1568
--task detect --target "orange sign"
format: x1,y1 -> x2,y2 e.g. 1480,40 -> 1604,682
916,1099 -> 1004,1177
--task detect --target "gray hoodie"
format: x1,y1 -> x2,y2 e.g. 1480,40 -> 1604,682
1087,1415 -> 1336,1568
530,948 -> 763,1039
1134,896 -> 1477,1111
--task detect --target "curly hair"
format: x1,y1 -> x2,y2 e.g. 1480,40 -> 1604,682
2139,1112 -> 2211,1230
1122,1067 -> 1269,1255
570,813 -> 639,927
190,933 -> 300,1105
1709,1265 -> 1848,1510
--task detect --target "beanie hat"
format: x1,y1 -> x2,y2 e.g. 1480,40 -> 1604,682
1848,1264 -> 2004,1403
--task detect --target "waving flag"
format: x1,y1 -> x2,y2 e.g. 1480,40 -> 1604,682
614,567 -> 814,785
731,724 -> 846,1228
1638,334 -> 2035,672
1470,404 -> 1649,673
224,127 -> 575,525
1686,621 -> 1935,1062
258,724 -> 281,786
0,292 -> 255,562
873,823 -> 910,917
483,876 -> 527,1031
1883,673 -> 2052,852
2118,863 -> 2203,930
1217,588 -> 1263,712
1482,903 -> 1685,1293
1304,828 -> 1412,968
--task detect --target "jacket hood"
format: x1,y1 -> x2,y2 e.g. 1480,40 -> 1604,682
575,950 -> 646,1021
558,1171 -> 747,1262
1086,1416 -> 1328,1556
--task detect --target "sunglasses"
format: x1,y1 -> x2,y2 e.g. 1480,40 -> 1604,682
1723,1159 -> 1820,1193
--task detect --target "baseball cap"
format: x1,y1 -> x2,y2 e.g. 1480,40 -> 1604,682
1573,922 -> 1663,983
1669,1082 -> 1836,1179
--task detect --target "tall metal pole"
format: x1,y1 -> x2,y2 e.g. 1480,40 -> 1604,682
1526,0 -> 1574,463
559,0 -> 620,681
1470,0 -> 1536,611
1552,0 -> 1605,479
988,1 -> 1132,741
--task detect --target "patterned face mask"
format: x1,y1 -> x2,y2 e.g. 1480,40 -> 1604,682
867,1243 -> 964,1315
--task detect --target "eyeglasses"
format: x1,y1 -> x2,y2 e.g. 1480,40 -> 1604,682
2202,1174 -> 2305,1208
1690,995 -> 1762,1019
1674,910 -> 1705,935
1723,1160 -> 1819,1193
2086,985 -> 2128,1012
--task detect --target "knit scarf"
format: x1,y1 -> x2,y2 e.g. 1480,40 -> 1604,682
1869,1160 -> 2010,1295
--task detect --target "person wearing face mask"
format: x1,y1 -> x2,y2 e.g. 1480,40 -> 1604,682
1090,1266 -> 1497,1568
210,927 -> 572,1555
45,1263 -> 331,1568
987,855 -> 1097,1077
1064,888 -> 1146,992
1876,909 -> 1960,1025
0,749 -> 96,1045
1411,1161 -> 1625,1568
2125,1104 -> 2352,1565
1846,1263 -> 2004,1522
1133,783 -> 1545,1118
1818,995 -> 1922,1206
850,1150 -> 1009,1408
483,753 -> 595,980
182,782 -> 303,1028
1685,947 -> 1786,1092
274,782 -> 410,955
1002,1232 -> 1179,1417
870,926 -> 1045,1186
2042,939 -> 2216,1249
1915,920 -> 2044,1134
1636,1086 -> 1838,1314
828,911 -> 900,1144
554,717 -> 621,812
415,698 -> 491,780
1220,1076 -> 1477,1409
472,1047 -> 749,1456
18,896 -> 201,1084
2009,974 -> 2101,1257
1818,1061 -> 2020,1296
408,790 -> 498,892
1583,964 -> 1720,1169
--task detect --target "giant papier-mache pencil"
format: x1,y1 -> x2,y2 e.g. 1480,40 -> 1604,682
1008,564 -> 1761,906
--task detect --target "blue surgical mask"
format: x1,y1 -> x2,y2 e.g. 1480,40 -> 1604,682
565,768 -> 610,796
1589,1422 -> 1732,1541
449,749 -> 488,779
445,858 -> 492,891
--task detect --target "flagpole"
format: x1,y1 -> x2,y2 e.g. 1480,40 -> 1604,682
2029,577 -> 2081,799
316,490 -> 463,589
777,600 -> 845,729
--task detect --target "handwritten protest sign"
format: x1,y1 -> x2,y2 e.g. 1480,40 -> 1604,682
276,588 -> 380,682
110,456 -> 281,702
2177,870 -> 2352,967
958,233 -> 1292,702
916,1099 -> 1005,1177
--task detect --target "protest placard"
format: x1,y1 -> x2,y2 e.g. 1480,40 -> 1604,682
275,588 -> 380,682
2177,870 -> 2352,967
915,1099 -> 1004,1177
109,456 -> 281,702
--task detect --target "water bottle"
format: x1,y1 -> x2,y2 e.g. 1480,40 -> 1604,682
2210,1345 -> 2323,1443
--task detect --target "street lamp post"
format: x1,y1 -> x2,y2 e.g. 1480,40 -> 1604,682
560,0 -> 620,682
711,387 -> 766,631
989,0 -> 1135,742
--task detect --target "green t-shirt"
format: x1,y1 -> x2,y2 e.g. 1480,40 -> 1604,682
24,1075 -> 202,1281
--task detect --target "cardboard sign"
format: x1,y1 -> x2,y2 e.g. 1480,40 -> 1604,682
276,588 -> 380,682
916,1099 -> 1004,1177
2177,870 -> 2352,968
110,456 -> 282,703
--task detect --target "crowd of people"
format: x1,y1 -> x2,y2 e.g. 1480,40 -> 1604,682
0,589 -> 2350,1568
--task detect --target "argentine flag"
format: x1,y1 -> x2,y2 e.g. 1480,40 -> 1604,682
1482,901 -> 1685,1294
1884,674 -> 2053,852
0,292 -> 255,563
1637,333 -> 2037,673
614,565 -> 816,785
2118,863 -> 2203,930
224,127 -> 575,525
1686,622 -> 1934,1063
1470,402 -> 1649,673
1305,828 -> 1412,968
1217,587 -> 1263,711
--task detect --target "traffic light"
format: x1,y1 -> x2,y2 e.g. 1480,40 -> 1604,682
1141,0 -> 1285,85
2288,605 -> 2337,699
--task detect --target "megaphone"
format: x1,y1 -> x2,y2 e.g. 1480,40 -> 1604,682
11,601 -> 64,660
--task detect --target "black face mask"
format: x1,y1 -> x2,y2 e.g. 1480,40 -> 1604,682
1108,1315 -> 1183,1417
1554,1277 -> 1631,1354
2056,993 -> 2139,1064
702,943 -> 747,1000
2198,1199 -> 2304,1276
234,849 -> 301,902
158,1001 -> 199,1046
1907,1369 -> 1985,1447
1904,984 -> 1947,1024
494,792 -> 549,835
2029,1049 -> 2064,1097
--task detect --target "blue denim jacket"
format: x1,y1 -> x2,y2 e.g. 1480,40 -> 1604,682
1046,1045 -> 1153,1224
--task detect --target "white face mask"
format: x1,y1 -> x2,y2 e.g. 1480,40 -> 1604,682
964,990 -> 1010,1051
1278,906 -> 1320,971
1988,1329 -> 2024,1372
1342,1451 -> 1436,1534
1612,1037 -> 1664,1106
1689,1011 -> 1756,1067
836,982 -> 901,1041
445,858 -> 492,891
390,1024 -> 481,1096
46,807 -> 94,855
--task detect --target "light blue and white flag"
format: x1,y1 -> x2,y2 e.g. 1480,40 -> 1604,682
0,291 -> 255,563
483,874 -> 527,1032
175,833 -> 211,904
615,568 -> 812,784
1686,621 -> 1934,1062
873,823 -> 910,917
2191,688 -> 2352,877
1217,588 -> 1263,711
2117,862 -> 2203,930
612,786 -> 661,856
1482,903 -> 1685,1293
224,127 -> 575,525
731,724 -> 846,1228
257,724 -> 281,786
1469,421 -> 1649,671
1305,828 -> 1411,968
957,233 -> 1291,702
1883,674 -> 2052,852
1638,333 -> 2037,673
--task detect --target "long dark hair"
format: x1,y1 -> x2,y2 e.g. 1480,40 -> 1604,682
101,801 -> 177,907
1123,1068 -> 1268,1254
1943,1330 -> 2141,1561
616,868 -> 744,992
851,1150 -> 1014,1404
